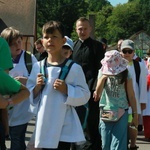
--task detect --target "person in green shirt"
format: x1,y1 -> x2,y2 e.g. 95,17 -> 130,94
0,37 -> 14,150
0,37 -> 29,150
0,37 -> 13,72
0,68 -> 30,150
0,68 -> 30,108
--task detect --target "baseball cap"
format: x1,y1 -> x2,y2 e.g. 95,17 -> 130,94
121,39 -> 134,51
63,36 -> 74,51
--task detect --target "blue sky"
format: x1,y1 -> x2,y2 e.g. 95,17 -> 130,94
109,0 -> 128,6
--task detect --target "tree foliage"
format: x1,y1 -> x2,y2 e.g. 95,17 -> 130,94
87,0 -> 111,12
106,1 -> 142,43
95,5 -> 113,40
139,0 -> 150,33
36,0 -> 88,37
36,0 -> 150,45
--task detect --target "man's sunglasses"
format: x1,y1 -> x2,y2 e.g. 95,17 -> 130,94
122,49 -> 133,54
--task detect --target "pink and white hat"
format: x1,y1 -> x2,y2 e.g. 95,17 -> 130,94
101,50 -> 128,75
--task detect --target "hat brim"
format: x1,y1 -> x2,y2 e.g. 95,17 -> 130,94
101,65 -> 127,75
121,46 -> 134,51
63,43 -> 73,51
101,58 -> 128,75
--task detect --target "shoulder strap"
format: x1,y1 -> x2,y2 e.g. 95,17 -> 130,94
39,58 -> 47,91
40,58 -> 47,80
59,59 -> 74,80
24,51 -> 32,74
40,59 -> 74,81
133,59 -> 141,86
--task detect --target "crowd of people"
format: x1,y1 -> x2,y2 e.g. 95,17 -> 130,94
0,17 -> 150,150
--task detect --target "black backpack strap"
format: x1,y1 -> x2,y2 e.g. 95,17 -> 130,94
133,59 -> 141,86
58,59 -> 74,80
24,51 -> 32,75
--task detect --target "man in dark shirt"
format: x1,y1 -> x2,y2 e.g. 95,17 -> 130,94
72,17 -> 104,150
34,38 -> 48,61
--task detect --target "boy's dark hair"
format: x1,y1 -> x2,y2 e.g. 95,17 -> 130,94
1,27 -> 22,46
100,38 -> 107,45
42,21 -> 65,37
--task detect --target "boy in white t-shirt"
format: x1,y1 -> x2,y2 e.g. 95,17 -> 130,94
27,20 -> 90,150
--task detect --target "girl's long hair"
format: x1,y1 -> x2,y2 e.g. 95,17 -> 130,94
119,69 -> 128,84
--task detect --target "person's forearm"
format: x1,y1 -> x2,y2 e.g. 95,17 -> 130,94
129,97 -> 137,114
0,95 -> 9,108
10,85 -> 30,105
33,85 -> 42,98
95,76 -> 107,96
95,81 -> 104,98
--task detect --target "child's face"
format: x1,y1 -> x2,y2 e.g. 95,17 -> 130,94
35,43 -> 45,53
10,37 -> 22,57
62,48 -> 72,58
121,48 -> 134,62
42,30 -> 66,54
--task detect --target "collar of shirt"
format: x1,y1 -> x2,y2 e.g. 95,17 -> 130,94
12,50 -> 23,63
79,39 -> 84,43
128,61 -> 133,66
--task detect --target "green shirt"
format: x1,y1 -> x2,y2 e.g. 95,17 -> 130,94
0,68 -> 21,95
0,37 -> 13,70
98,70 -> 130,111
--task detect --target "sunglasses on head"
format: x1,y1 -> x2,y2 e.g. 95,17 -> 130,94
122,49 -> 133,54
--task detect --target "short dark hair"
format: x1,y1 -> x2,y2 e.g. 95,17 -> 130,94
100,38 -> 107,45
42,21 -> 65,37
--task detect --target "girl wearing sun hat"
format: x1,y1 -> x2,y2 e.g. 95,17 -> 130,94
93,50 -> 138,150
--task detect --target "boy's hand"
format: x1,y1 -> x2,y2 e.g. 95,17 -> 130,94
141,103 -> 146,110
36,73 -> 45,86
14,76 -> 27,85
53,79 -> 67,94
33,73 -> 45,98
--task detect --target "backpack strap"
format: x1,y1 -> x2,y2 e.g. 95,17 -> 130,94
24,51 -> 32,75
40,58 -> 47,82
58,59 -> 74,80
133,59 -> 141,86
135,56 -> 141,62
40,59 -> 74,83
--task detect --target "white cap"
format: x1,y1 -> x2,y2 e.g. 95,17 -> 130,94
63,36 -> 74,51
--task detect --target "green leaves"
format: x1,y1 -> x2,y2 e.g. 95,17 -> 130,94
36,0 -> 150,46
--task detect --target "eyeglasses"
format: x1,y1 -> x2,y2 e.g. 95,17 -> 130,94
122,49 -> 133,54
